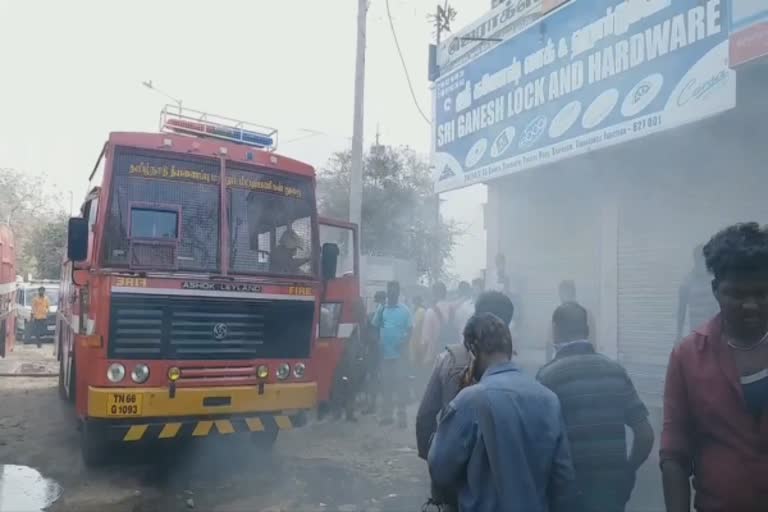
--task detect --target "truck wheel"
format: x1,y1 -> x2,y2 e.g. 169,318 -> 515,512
80,422 -> 109,467
23,322 -> 31,343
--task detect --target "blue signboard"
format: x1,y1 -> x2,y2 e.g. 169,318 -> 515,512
432,0 -> 736,193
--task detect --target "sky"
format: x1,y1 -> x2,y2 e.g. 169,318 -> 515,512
0,0 -> 489,281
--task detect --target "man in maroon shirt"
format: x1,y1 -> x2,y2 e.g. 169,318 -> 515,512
661,222 -> 768,512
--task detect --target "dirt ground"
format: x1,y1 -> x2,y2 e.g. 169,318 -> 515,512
0,346 -> 430,512
0,346 -> 665,512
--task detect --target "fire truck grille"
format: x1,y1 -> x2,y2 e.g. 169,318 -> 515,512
109,294 -> 314,360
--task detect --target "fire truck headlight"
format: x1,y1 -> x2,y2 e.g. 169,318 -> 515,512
256,365 -> 269,379
107,363 -> 126,383
168,367 -> 181,382
276,363 -> 290,380
293,363 -> 306,379
131,364 -> 150,384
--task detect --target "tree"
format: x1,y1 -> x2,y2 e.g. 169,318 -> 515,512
26,213 -> 69,280
317,144 -> 460,281
0,168 -> 66,279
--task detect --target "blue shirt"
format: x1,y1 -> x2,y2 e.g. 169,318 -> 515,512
428,362 -> 576,512
373,303 -> 412,360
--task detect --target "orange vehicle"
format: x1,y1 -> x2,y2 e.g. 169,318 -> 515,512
58,107 -> 360,464
0,225 -> 16,358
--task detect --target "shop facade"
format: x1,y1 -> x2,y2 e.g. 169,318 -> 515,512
432,0 -> 768,405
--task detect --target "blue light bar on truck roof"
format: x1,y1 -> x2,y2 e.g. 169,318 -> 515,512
160,105 -> 278,151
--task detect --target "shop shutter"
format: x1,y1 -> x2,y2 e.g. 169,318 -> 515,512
617,139 -> 768,408
497,163 -> 603,368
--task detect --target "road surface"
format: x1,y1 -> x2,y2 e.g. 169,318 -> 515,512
0,346 -> 665,512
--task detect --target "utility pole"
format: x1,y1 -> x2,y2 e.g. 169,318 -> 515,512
349,0 -> 368,232
431,3 -> 454,284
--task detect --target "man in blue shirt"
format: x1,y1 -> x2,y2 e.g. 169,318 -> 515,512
428,313 -> 576,512
372,281 -> 412,428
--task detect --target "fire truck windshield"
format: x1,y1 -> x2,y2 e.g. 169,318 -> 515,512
101,147 -> 315,277
103,148 -> 221,272
227,165 -> 315,277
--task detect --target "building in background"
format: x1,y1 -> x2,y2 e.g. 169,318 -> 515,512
430,0 -> 768,406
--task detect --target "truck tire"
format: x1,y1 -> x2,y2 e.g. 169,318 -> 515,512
80,422 -> 109,467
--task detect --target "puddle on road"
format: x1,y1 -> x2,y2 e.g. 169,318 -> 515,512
0,465 -> 62,512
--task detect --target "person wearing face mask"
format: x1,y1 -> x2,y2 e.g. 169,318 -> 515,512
428,313 -> 576,512
661,222 -> 768,512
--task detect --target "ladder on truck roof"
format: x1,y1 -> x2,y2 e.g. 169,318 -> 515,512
160,105 -> 279,151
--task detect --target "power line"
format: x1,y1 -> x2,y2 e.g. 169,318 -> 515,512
282,129 -> 327,145
385,0 -> 432,125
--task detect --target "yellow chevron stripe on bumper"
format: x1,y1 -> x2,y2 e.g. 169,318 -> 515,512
115,414 -> 298,442
124,425 -> 148,441
159,422 -> 181,439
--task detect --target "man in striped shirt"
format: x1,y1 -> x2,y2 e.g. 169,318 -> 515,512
538,302 -> 655,512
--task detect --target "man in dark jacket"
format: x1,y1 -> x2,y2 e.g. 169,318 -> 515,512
428,313 -> 576,512
416,291 -> 515,459
416,291 -> 516,510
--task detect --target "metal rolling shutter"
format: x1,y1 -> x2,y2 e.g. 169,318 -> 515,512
617,145 -> 768,408
498,164 -> 603,365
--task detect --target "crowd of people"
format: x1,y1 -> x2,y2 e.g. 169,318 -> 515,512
330,221 -> 768,512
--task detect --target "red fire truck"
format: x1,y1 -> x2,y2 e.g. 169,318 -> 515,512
58,107 -> 360,464
0,225 -> 17,358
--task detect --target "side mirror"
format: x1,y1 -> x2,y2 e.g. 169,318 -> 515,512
67,217 -> 89,262
321,243 -> 339,281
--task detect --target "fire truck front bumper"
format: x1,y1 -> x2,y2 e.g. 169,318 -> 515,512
85,383 -> 316,442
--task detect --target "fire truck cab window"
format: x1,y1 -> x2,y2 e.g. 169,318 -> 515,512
228,166 -> 315,276
130,208 -> 178,239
